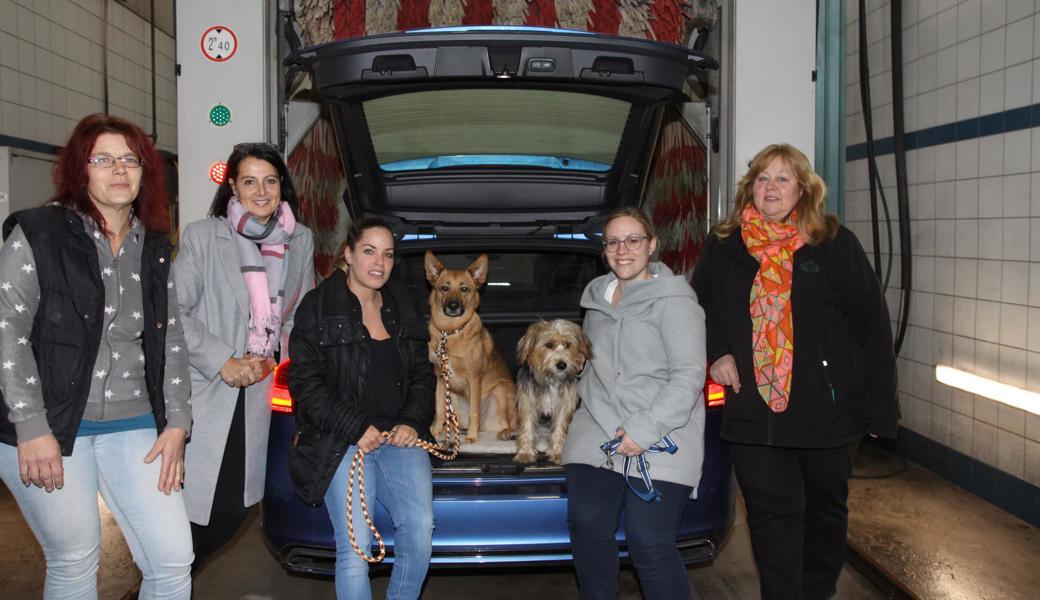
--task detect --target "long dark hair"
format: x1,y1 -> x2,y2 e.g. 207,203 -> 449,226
208,142 -> 297,218
333,216 -> 395,273
52,114 -> 169,235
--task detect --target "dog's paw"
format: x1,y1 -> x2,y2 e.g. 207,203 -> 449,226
431,423 -> 444,440
513,449 -> 538,464
546,451 -> 563,465
496,427 -> 515,441
465,431 -> 479,444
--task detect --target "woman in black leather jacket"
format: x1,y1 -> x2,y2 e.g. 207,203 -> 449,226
286,217 -> 435,600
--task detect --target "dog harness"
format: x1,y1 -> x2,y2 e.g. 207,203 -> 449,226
599,434 -> 678,503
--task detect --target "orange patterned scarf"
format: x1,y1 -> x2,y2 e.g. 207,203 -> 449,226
740,205 -> 805,412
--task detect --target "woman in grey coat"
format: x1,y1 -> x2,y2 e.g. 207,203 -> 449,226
562,207 -> 706,600
174,143 -> 314,570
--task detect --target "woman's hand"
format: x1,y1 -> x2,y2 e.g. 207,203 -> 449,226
17,434 -> 64,492
388,425 -> 419,447
219,356 -> 264,388
613,428 -> 645,457
357,426 -> 385,454
245,354 -> 278,382
143,427 -> 187,495
710,354 -> 742,393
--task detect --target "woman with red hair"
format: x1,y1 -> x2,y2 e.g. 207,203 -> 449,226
0,114 -> 193,598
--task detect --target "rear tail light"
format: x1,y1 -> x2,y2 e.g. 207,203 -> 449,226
271,358 -> 725,412
270,360 -> 293,414
705,378 -> 725,408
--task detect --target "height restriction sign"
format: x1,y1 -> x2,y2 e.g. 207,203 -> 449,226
200,26 -> 237,62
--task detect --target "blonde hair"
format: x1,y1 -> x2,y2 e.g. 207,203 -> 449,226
602,206 -> 657,242
713,144 -> 838,245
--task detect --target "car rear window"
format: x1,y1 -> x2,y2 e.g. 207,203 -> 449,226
364,89 -> 629,172
396,249 -> 602,313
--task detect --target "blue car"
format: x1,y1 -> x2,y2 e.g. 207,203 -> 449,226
262,26 -> 733,573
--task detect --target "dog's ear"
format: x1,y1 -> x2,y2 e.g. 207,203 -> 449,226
516,325 -> 538,366
576,328 -> 593,360
425,250 -> 445,284
467,254 -> 489,286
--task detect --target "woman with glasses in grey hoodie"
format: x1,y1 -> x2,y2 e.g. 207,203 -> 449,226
562,207 -> 707,600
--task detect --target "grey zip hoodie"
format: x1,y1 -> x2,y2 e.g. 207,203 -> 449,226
563,262 -> 707,493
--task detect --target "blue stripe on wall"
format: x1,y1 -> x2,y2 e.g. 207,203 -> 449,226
0,134 -> 176,161
845,102 -> 1040,161
0,134 -> 61,156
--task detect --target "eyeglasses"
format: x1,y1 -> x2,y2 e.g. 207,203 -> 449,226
88,154 -> 143,169
602,235 -> 647,253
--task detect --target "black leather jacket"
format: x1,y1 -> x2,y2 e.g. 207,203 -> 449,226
286,269 -> 435,505
692,225 -> 899,449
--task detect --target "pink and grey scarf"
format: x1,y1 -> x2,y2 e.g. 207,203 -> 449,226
227,197 -> 296,357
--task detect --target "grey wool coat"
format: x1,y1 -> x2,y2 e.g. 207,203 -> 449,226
174,216 -> 315,525
562,262 -> 707,494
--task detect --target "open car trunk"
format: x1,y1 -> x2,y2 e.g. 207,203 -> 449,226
284,26 -> 717,469
392,241 -> 604,470
287,26 -> 717,237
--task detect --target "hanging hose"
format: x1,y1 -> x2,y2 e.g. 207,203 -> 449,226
889,0 -> 912,354
858,0 -> 910,355
346,327 -> 463,563
857,0 -> 883,281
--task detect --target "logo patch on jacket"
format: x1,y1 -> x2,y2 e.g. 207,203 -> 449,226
799,260 -> 821,274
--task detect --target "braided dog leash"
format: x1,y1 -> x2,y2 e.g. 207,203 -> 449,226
346,326 -> 464,563
599,434 -> 678,503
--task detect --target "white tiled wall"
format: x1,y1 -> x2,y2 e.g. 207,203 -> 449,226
0,0 -> 176,152
845,0 -> 1040,487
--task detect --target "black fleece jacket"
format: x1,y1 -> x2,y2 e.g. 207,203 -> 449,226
286,270 -> 434,505
692,225 -> 899,449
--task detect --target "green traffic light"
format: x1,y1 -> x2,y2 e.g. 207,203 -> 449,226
209,104 -> 231,127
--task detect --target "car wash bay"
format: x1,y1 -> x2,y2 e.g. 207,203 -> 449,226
2,0 -> 1040,598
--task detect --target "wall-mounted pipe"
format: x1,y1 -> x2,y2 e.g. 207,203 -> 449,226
102,0 -> 110,114
150,0 -> 158,142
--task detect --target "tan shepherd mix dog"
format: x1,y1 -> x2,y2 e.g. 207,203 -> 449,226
425,251 -> 517,443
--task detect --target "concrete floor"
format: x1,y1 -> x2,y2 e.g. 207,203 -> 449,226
0,481 -> 883,599
846,442 -> 1040,600
9,440 -> 1033,599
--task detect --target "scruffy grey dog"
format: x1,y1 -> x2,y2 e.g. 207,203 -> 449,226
513,319 -> 591,464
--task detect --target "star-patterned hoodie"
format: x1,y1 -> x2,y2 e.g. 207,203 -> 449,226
0,215 -> 191,443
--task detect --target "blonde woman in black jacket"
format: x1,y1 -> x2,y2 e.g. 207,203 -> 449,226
692,144 -> 898,600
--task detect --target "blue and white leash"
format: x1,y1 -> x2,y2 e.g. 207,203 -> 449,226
599,434 -> 678,503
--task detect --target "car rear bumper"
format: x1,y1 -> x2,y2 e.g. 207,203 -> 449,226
270,533 -> 722,575
262,411 -> 735,573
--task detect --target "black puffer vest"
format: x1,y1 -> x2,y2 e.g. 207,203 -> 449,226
0,205 -> 173,455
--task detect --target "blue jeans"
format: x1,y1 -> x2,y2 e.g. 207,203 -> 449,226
565,463 -> 694,600
0,429 -> 193,600
324,444 -> 433,600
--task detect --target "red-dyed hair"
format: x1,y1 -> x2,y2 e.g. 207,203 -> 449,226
51,114 -> 170,235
